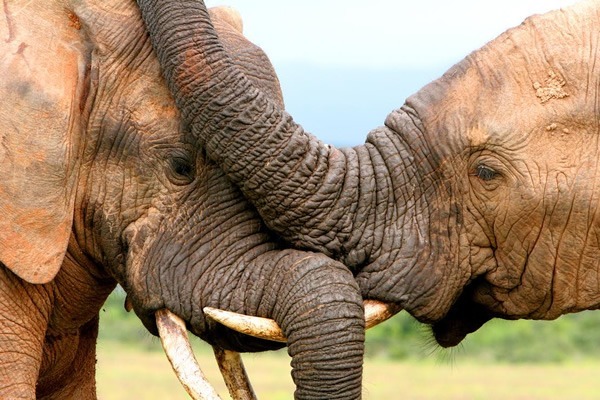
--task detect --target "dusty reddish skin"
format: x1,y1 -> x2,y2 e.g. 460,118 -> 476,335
0,3 -> 103,397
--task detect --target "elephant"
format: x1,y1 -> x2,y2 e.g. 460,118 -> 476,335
0,1 -> 394,399
138,0 -> 600,362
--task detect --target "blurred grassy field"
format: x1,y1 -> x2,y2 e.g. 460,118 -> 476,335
96,338 -> 600,400
97,289 -> 600,399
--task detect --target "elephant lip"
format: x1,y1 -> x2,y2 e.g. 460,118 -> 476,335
430,287 -> 493,348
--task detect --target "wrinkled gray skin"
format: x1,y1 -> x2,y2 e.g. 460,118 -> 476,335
0,1 -> 364,399
138,0 -> 600,350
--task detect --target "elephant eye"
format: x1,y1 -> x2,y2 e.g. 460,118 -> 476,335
473,164 -> 498,181
168,156 -> 195,185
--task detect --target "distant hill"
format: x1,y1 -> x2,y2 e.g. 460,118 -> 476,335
275,63 -> 447,148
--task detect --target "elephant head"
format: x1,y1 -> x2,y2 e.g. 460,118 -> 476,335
137,0 -> 600,350
0,1 -> 372,398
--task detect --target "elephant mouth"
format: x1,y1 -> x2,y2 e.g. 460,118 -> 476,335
431,284 -> 494,348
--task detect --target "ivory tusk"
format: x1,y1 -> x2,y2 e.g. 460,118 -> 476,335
364,300 -> 403,330
203,307 -> 287,343
204,300 -> 403,343
124,295 -> 133,312
213,346 -> 257,400
156,309 -> 222,400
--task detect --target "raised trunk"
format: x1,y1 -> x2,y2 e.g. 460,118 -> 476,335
135,0 -> 401,271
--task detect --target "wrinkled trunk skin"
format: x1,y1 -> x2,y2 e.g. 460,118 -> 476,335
206,250 -> 365,400
122,161 -> 365,399
136,0 -> 464,323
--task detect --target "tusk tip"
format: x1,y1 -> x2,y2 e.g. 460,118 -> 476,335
124,295 -> 133,312
203,307 -> 287,343
364,300 -> 403,330
156,309 -> 222,399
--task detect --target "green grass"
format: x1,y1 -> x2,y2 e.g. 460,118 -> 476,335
96,337 -> 600,399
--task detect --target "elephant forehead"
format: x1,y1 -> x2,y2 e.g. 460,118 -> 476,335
409,1 -> 599,148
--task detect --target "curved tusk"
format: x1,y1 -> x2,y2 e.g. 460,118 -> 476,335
156,309 -> 222,400
204,300 -> 402,343
203,307 -> 287,343
213,346 -> 257,400
364,300 -> 403,330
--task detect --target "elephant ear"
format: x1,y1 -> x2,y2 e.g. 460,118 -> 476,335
0,8 -> 87,284
209,7 -> 285,108
209,6 -> 244,34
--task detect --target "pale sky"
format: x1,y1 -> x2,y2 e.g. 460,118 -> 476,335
203,0 -> 584,145
206,0 -> 582,69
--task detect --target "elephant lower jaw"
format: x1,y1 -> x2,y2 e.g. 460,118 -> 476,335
430,294 -> 493,348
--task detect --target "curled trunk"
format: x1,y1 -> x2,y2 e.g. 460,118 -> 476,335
123,160 -> 366,399
204,251 -> 366,399
168,250 -> 365,399
135,0 -> 400,271
261,252 -> 365,399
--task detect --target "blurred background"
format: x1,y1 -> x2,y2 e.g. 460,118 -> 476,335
97,1 -> 600,399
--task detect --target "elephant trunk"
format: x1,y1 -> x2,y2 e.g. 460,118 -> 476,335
264,251 -> 365,399
203,251 -> 366,399
202,250 -> 366,399
136,0 -> 403,272
206,250 -> 365,399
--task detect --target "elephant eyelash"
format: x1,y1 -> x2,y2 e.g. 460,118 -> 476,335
472,164 -> 499,181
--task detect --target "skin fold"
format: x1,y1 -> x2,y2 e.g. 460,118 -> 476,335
0,1 -> 365,399
137,0 -> 600,352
